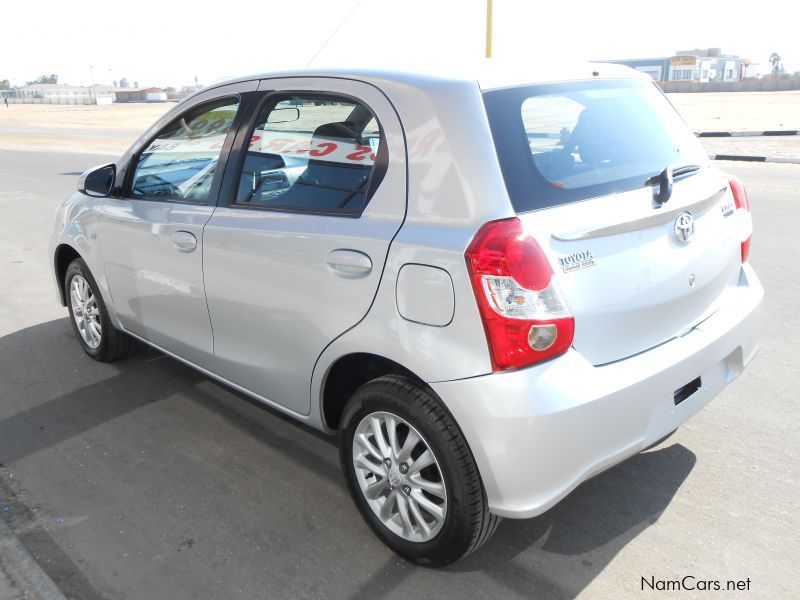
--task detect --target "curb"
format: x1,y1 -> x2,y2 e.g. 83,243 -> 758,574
711,154 -> 800,164
0,517 -> 67,600
698,130 -> 800,138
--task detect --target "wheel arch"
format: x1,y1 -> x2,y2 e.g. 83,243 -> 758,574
54,243 -> 83,306
321,352 -> 427,431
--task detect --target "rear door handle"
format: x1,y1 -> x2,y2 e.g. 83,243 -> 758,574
172,230 -> 197,253
325,249 -> 372,278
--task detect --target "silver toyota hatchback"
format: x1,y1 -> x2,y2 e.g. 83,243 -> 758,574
50,65 -> 762,566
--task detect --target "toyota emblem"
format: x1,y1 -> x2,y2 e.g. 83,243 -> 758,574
674,212 -> 695,243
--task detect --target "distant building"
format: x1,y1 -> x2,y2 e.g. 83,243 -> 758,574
14,84 -> 114,104
602,48 -> 745,83
113,87 -> 168,103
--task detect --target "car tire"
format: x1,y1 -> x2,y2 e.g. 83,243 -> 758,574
65,258 -> 134,362
339,375 -> 500,566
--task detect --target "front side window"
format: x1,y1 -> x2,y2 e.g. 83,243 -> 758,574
234,94 -> 383,214
131,98 -> 239,202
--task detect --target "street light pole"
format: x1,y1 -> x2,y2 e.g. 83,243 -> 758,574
89,66 -> 95,105
485,0 -> 493,59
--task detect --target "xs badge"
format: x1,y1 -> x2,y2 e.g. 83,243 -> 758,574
559,250 -> 595,273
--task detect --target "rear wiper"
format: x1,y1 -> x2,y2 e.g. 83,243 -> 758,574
673,164 -> 703,178
644,164 -> 703,187
645,164 -> 704,206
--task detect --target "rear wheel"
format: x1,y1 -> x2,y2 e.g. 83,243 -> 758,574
65,258 -> 134,362
339,375 -> 500,566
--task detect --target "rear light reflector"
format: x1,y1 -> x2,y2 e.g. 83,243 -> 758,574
528,324 -> 558,351
740,238 -> 751,263
728,175 -> 752,262
465,218 -> 574,371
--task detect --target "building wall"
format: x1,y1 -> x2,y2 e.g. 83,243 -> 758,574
115,90 -> 167,103
114,91 -> 146,102
668,55 -> 742,82
604,53 -> 743,83
659,75 -> 800,93
600,58 -> 670,81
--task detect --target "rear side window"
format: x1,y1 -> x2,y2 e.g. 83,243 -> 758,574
483,79 -> 708,212
234,94 -> 385,215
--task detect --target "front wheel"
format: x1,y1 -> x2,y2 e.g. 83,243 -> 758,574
339,375 -> 500,566
65,258 -> 134,362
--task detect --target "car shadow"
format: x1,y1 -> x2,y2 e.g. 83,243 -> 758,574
447,444 -> 696,597
0,318 -> 696,600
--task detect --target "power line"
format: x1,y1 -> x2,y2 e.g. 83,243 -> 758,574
306,0 -> 364,67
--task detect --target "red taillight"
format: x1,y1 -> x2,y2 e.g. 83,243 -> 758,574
465,218 -> 574,371
729,176 -> 750,211
728,175 -> 752,262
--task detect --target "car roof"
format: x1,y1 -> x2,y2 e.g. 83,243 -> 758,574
209,62 -> 649,94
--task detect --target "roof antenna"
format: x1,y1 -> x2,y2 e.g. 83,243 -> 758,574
306,0 -> 364,67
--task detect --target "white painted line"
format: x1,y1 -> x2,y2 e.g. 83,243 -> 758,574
765,156 -> 800,164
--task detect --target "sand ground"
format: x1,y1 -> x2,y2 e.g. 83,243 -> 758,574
668,91 -> 800,132
0,91 -> 798,156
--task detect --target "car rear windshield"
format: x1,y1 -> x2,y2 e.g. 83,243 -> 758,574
482,79 -> 708,213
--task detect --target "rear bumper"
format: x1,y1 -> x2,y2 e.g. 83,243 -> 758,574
431,263 -> 763,519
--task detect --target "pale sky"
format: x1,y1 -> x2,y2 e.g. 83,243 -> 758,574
2,0 -> 798,88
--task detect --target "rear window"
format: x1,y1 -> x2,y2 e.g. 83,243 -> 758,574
483,79 -> 708,212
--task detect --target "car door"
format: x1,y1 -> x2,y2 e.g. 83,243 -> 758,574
202,78 -> 406,415
95,82 -> 255,367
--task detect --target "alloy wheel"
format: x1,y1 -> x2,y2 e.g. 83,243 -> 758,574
70,274 -> 102,349
352,411 -> 447,542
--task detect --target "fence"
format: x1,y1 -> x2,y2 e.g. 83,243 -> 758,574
1,96 -> 113,105
659,76 -> 800,93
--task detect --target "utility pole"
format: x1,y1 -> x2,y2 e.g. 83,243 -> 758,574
89,66 -> 95,105
485,0 -> 493,59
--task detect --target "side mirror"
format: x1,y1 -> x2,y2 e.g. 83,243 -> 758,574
78,163 -> 116,197
267,107 -> 300,124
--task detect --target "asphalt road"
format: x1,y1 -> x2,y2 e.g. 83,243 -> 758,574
0,150 -> 798,599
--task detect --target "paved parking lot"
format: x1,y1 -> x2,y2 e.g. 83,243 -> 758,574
0,150 -> 798,599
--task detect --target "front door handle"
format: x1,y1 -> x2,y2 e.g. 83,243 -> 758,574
325,249 -> 372,278
172,230 -> 197,253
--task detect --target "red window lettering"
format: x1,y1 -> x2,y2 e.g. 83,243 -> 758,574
416,131 -> 441,156
262,138 -> 293,152
310,142 -> 337,157
190,119 -> 208,133
205,119 -> 226,136
345,145 -> 373,161
285,141 -> 311,154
